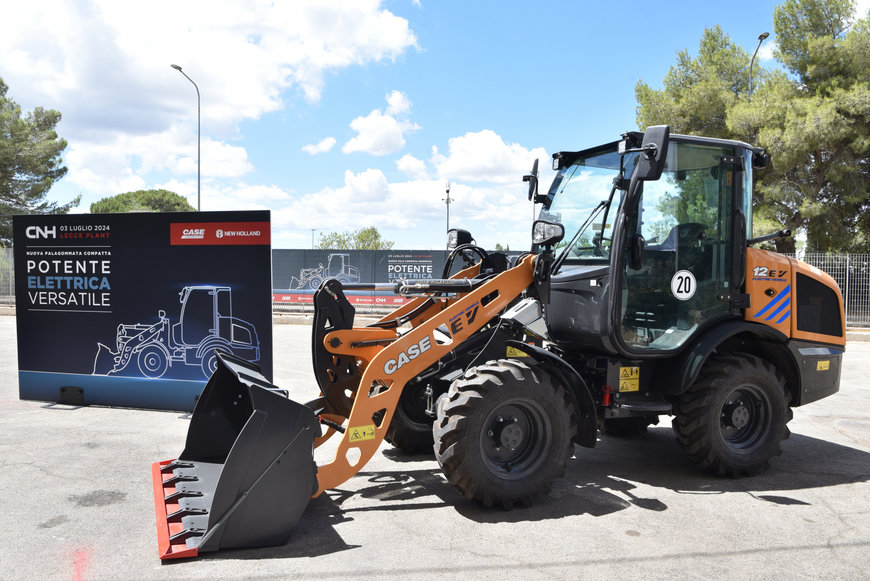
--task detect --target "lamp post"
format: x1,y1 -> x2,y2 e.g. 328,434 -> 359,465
748,32 -> 770,101
443,181 -> 453,248
171,64 -> 201,211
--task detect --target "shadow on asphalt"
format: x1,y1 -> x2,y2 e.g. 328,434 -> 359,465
199,426 -> 870,561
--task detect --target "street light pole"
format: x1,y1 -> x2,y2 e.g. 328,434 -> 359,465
443,181 -> 453,248
171,64 -> 201,211
749,32 -> 770,101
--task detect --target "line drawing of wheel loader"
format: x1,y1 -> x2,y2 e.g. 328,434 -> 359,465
93,285 -> 260,379
289,253 -> 360,289
151,126 -> 846,560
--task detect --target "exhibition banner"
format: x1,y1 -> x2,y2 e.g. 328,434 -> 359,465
13,211 -> 273,411
272,249 -> 447,304
271,249 -> 524,304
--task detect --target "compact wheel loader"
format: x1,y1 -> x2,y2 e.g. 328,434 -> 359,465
151,126 -> 845,559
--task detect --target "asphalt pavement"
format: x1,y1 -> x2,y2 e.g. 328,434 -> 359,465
0,313 -> 868,580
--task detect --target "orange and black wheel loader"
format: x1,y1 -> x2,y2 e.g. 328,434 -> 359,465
152,126 -> 846,559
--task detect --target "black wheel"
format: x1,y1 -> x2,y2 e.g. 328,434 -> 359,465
434,359 -> 576,508
137,345 -> 168,378
673,353 -> 791,476
384,380 -> 436,454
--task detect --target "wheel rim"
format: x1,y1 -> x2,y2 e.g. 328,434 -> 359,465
719,384 -> 770,450
480,398 -> 551,480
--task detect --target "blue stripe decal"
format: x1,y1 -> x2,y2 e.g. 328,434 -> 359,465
775,309 -> 791,325
767,296 -> 791,322
754,285 -> 791,319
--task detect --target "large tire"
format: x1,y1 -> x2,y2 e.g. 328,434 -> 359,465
434,359 -> 576,508
384,380 -> 435,454
673,353 -> 791,477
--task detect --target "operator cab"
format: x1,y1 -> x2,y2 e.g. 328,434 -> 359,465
540,131 -> 762,357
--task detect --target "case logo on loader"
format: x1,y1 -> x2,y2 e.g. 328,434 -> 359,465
384,335 -> 432,375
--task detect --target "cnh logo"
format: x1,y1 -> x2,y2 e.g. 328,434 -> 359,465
25,226 -> 56,239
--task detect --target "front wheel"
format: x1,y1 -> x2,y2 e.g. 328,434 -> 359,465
434,359 -> 576,508
673,353 -> 791,476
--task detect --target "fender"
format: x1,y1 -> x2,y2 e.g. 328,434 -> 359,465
653,319 -> 793,396
505,340 -> 597,448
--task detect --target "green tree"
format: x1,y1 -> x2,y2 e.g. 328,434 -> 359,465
637,0 -> 869,253
0,77 -> 77,246
635,26 -> 753,139
316,226 -> 394,250
90,189 -> 194,213
729,0 -> 868,252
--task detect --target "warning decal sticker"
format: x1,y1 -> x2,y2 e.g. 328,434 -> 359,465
619,366 -> 640,392
348,424 -> 377,442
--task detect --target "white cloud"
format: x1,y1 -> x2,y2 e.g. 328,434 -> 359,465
432,130 -> 549,184
271,125 -> 554,250
342,91 -> 421,156
756,42 -> 776,63
386,90 -> 412,116
0,0 -> 418,205
302,137 -> 337,155
396,154 -> 428,179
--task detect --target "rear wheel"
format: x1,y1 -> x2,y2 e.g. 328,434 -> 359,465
384,380 -> 435,454
673,353 -> 791,476
434,359 -> 575,508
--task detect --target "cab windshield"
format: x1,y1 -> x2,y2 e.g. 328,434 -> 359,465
539,146 -> 638,265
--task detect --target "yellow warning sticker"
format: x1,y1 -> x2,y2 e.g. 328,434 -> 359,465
817,360 -> 830,371
506,346 -> 529,357
348,425 -> 377,442
619,366 -> 640,392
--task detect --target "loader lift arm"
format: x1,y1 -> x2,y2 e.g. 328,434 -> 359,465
307,254 -> 538,495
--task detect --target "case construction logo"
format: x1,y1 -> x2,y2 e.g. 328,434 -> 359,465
171,222 -> 270,246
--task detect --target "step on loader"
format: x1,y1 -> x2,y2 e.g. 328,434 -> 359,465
152,126 -> 846,559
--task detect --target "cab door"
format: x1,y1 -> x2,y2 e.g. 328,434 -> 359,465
618,141 -> 738,352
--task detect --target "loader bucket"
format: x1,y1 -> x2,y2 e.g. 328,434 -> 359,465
152,351 -> 318,560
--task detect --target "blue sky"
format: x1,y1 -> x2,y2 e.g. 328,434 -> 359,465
2,0 -> 867,250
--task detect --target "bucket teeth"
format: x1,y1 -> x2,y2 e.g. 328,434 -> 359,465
160,461 -> 195,473
168,528 -> 206,543
164,490 -> 204,503
166,507 -> 209,522
162,473 -> 199,486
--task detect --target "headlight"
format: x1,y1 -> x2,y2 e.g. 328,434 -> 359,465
447,228 -> 474,250
532,220 -> 564,246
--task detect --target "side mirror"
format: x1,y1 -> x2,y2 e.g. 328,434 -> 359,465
752,150 -> 770,169
634,125 -> 670,181
524,159 -> 543,203
629,234 -> 645,270
447,228 -> 474,250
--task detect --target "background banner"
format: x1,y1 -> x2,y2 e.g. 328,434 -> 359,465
13,211 -> 273,411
